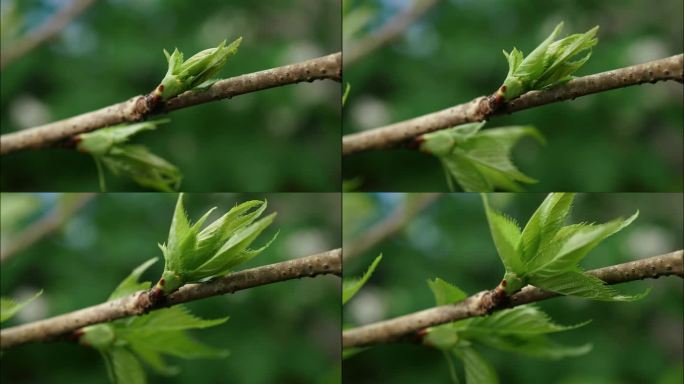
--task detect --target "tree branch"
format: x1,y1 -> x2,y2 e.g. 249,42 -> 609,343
345,0 -> 440,66
342,54 -> 684,155
343,193 -> 441,260
0,248 -> 341,349
1,193 -> 94,262
0,52 -> 342,155
342,250 -> 683,348
0,0 -> 96,70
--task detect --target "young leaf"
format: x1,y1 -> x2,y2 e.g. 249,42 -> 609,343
483,193 -> 644,301
459,305 -> 590,336
428,277 -> 468,306
76,120 -> 181,192
469,333 -> 592,360
102,347 -> 146,384
497,22 -> 599,101
421,123 -> 543,192
157,37 -> 242,100
453,346 -> 499,384
108,258 -> 157,301
156,194 -> 277,295
0,290 -> 43,323
343,254 -> 382,304
342,82 -> 351,106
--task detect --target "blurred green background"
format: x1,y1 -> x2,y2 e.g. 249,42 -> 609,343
0,0 -> 341,192
343,193 -> 683,383
1,193 -> 341,384
343,0 -> 683,192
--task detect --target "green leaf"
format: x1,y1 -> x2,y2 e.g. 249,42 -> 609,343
342,82 -> 351,106
520,193 -> 575,265
102,347 -> 146,384
527,212 -> 639,277
342,254 -> 382,304
499,22 -> 599,100
481,195 -> 523,274
119,306 -> 228,336
460,305 -> 590,336
0,290 -> 42,323
530,269 -> 648,301
453,346 -> 499,384
421,123 -> 542,192
108,258 -> 157,301
469,333 -> 592,360
428,278 -> 468,306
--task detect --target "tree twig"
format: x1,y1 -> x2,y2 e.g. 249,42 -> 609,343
1,193 -> 94,262
345,0 -> 440,66
343,250 -> 683,348
0,248 -> 341,349
0,0 -> 96,70
342,54 -> 684,155
343,193 -> 441,260
0,52 -> 342,155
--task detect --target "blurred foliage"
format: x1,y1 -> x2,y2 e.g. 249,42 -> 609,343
343,193 -> 683,383
343,0 -> 683,192
1,193 -> 341,384
0,0 -> 341,192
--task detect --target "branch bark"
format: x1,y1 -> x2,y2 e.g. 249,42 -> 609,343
342,54 -> 684,155
0,52 -> 342,155
0,248 -> 341,349
345,0 -> 440,66
0,0 -> 96,70
343,250 -> 683,348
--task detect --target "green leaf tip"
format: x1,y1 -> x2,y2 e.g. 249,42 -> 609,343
0,290 -> 43,323
76,119 -> 181,192
343,254 -> 382,304
156,193 -> 277,295
482,193 -> 645,301
420,122 -> 543,192
498,22 -> 599,101
158,37 -> 242,100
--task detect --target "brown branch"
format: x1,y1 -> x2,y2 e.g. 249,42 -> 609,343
0,248 -> 341,349
345,0 -> 440,66
1,193 -> 94,262
342,250 -> 683,348
342,54 -> 684,155
0,0 -> 96,70
0,52 -> 342,155
343,193 -> 441,260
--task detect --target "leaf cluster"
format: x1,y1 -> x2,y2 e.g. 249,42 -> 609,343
482,193 -> 646,301
499,22 -> 598,101
79,258 -> 228,384
420,122 -> 544,192
159,38 -> 242,100
156,194 -> 277,295
76,120 -> 181,192
424,278 -> 591,384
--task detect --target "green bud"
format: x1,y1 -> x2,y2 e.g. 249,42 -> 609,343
80,323 -> 116,351
158,37 -> 242,100
424,327 -> 459,350
502,271 -> 526,295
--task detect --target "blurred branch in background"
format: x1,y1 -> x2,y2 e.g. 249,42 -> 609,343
0,248 -> 341,349
343,193 -> 440,260
342,54 -> 684,155
0,52 -> 342,155
344,0 -> 440,66
343,250 -> 683,348
0,0 -> 96,70
0,193 -> 94,262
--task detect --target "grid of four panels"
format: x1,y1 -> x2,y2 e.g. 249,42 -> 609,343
1,1 -> 682,383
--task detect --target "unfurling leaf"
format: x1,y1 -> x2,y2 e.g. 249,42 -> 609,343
420,122 -> 544,192
343,254 -> 382,304
157,37 -> 241,100
80,258 -> 228,384
498,22 -> 598,101
76,120 -> 181,192
424,279 -> 590,383
481,193 -> 645,301
155,193 -> 277,295
0,290 -> 43,323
